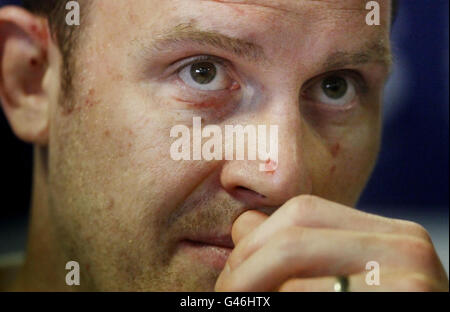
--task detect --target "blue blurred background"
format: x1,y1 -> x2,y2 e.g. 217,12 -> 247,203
0,1 -> 448,276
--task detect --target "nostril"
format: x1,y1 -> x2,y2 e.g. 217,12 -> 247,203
236,186 -> 266,199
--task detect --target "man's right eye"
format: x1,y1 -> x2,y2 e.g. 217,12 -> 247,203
178,60 -> 237,91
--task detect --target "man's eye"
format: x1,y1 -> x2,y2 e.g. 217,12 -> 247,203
178,61 -> 234,91
306,75 -> 357,106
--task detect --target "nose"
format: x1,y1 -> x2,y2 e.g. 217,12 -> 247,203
220,98 -> 312,209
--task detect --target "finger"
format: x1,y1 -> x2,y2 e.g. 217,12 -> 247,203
217,227 -> 429,292
228,195 -> 430,270
277,275 -> 359,292
278,272 -> 441,292
231,210 -> 268,246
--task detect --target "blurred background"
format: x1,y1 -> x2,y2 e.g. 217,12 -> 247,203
0,1 -> 449,276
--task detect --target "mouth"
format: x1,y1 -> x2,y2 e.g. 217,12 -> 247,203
179,234 -> 234,270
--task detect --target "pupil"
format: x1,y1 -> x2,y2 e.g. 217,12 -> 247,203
190,62 -> 217,84
321,76 -> 347,99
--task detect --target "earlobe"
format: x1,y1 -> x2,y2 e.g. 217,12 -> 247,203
0,6 -> 51,145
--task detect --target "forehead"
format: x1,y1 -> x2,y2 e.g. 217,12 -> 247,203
89,0 -> 391,41
91,0 -> 391,25
89,0 -> 390,48
199,0 -> 386,14
79,0 -> 391,78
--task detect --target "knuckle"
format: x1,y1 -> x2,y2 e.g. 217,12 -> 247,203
285,195 -> 319,222
272,227 -> 305,260
398,236 -> 437,268
410,237 -> 434,257
401,221 -> 433,243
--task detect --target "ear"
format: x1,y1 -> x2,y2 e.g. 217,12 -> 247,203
0,6 -> 51,145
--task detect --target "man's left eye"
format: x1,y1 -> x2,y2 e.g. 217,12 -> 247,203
178,60 -> 234,91
305,75 -> 357,106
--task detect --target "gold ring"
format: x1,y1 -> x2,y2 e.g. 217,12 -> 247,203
334,275 -> 350,292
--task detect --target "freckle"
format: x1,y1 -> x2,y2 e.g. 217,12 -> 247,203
62,107 -> 74,116
128,129 -> 134,135
330,165 -> 336,174
107,198 -> 114,210
30,58 -> 38,66
88,88 -> 95,96
330,143 -> 340,158
104,130 -> 110,137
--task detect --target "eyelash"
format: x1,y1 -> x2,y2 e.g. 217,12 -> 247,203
302,70 -> 369,95
174,55 -> 229,75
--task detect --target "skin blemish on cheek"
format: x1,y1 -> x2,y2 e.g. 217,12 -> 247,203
330,143 -> 340,158
264,158 -> 277,174
330,164 -> 336,174
61,107 -> 74,116
84,88 -> 100,108
106,198 -> 114,211
30,58 -> 38,66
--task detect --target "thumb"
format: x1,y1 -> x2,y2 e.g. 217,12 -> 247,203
231,210 -> 268,246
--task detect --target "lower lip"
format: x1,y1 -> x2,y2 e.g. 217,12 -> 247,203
179,240 -> 232,270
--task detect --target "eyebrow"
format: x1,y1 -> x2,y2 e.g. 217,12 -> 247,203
146,23 -> 392,71
149,23 -> 267,63
323,41 -> 392,71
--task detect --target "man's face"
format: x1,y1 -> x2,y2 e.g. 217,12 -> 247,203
47,0 -> 391,291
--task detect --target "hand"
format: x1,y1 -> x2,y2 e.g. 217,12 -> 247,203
215,195 -> 449,292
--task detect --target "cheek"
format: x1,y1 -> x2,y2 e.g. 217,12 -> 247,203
307,124 -> 381,205
334,134 -> 380,204
49,95 -> 179,266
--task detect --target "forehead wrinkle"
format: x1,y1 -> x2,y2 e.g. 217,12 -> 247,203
201,0 -> 296,14
201,0 -> 381,15
149,23 -> 267,63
